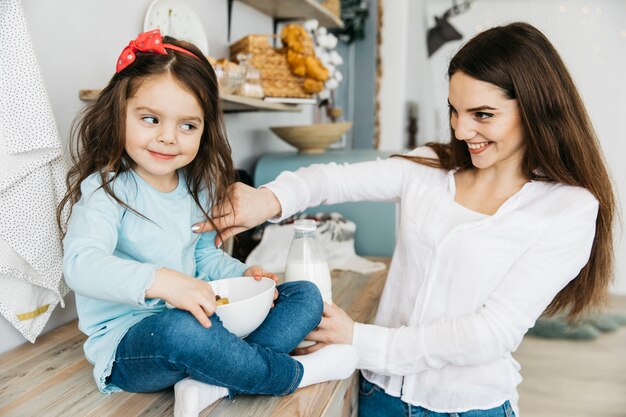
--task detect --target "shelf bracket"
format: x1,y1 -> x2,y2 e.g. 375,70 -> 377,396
227,0 -> 234,42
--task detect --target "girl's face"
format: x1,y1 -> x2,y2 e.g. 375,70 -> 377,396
125,74 -> 204,191
448,71 -> 525,173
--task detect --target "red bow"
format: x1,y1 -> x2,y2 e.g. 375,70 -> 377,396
116,29 -> 198,73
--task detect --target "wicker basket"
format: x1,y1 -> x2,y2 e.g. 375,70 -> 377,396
321,0 -> 341,18
230,35 -> 313,99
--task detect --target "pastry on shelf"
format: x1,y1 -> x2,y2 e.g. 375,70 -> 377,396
280,24 -> 329,94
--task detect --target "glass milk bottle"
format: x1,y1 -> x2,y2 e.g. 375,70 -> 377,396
285,219 -> 332,347
285,219 -> 333,304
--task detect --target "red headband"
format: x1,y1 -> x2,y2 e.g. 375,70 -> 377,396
116,29 -> 199,73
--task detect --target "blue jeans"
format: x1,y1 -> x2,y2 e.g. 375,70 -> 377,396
358,375 -> 516,417
108,281 -> 323,397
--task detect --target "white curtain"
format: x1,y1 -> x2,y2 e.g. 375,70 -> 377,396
0,0 -> 69,342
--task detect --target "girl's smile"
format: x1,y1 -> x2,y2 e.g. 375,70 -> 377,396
148,149 -> 179,160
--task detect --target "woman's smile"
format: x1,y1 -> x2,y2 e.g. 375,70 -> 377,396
466,141 -> 492,154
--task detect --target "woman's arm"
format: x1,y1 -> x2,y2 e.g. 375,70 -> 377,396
263,158 -> 404,222
204,184 -> 282,247
200,156 -> 416,245
303,197 -> 599,376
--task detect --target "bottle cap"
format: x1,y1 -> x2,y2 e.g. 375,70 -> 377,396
294,219 -> 316,231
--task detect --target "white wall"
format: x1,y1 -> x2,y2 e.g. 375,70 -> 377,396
378,0 -> 408,151
380,0 -> 626,294
0,0 -> 313,354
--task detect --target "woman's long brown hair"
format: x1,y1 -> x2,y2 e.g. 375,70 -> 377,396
57,36 -> 235,240
401,22 -> 615,318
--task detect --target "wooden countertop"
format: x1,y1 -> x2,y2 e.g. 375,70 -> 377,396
0,258 -> 389,417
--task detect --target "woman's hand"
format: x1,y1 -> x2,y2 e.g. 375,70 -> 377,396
147,268 -> 217,328
245,265 -> 279,304
192,182 -> 282,247
293,302 -> 355,354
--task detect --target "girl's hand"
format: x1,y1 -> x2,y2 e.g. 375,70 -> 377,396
245,264 -> 278,283
192,183 -> 282,247
293,303 -> 355,354
147,268 -> 217,328
245,265 -> 279,303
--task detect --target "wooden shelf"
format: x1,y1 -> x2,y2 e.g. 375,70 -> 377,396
78,89 -> 103,101
79,90 -> 302,113
237,0 -> 343,29
219,93 -> 301,112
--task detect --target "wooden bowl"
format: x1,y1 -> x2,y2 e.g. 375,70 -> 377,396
270,122 -> 353,154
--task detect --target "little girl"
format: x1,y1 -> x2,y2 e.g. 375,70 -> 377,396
57,29 -> 357,417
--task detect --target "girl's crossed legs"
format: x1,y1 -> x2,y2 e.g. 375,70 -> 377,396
109,281 -> 323,395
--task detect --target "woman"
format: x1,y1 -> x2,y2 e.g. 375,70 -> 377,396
197,22 -> 615,417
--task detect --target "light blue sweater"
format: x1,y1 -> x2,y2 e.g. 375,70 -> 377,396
63,170 -> 247,393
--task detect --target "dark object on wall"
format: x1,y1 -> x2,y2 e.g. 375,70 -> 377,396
427,0 -> 473,57
427,16 -> 463,57
407,101 -> 418,149
330,0 -> 370,44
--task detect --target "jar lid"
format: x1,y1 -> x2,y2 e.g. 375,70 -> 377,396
294,219 -> 316,231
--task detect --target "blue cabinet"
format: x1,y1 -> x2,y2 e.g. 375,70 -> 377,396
254,150 -> 396,256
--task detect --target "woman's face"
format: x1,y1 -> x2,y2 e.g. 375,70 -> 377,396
448,71 -> 525,172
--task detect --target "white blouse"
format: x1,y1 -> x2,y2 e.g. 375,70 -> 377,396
264,147 -> 599,415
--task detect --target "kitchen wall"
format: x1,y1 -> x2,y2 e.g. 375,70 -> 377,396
0,0 -> 319,354
379,0 -> 626,294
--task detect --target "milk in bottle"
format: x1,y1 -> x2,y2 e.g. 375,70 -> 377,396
284,219 -> 332,347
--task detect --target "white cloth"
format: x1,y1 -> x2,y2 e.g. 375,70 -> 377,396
263,147 -> 599,416
443,201 -> 488,234
246,214 -> 386,274
0,0 -> 68,342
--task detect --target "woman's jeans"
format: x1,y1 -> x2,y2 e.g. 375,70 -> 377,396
108,281 -> 323,397
358,375 -> 516,417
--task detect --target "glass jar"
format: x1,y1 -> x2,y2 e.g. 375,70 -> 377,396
285,219 -> 332,347
235,53 -> 264,98
214,61 -> 244,95
284,219 -> 332,304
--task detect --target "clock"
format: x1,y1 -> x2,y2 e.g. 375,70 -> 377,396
143,0 -> 209,55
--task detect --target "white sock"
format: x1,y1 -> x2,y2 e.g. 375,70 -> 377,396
294,344 -> 358,388
174,377 -> 228,417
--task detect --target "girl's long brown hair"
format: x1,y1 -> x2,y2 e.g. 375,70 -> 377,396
57,36 -> 235,238
401,22 -> 615,318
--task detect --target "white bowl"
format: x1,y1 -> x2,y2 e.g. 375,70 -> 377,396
209,277 -> 276,338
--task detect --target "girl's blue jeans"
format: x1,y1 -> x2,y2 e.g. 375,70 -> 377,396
358,374 -> 516,417
108,280 -> 323,397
